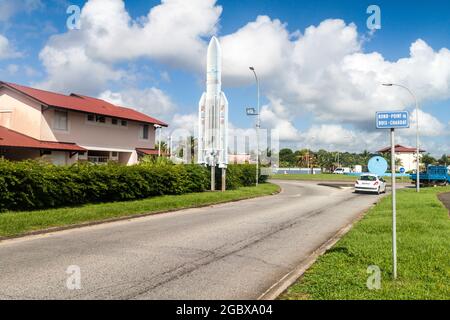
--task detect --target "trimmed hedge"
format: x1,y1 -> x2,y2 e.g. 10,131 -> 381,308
0,160 -> 265,212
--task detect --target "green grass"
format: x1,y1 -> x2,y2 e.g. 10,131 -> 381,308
271,173 -> 411,183
280,186 -> 450,300
0,183 -> 280,238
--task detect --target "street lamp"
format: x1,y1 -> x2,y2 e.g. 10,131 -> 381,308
248,67 -> 260,187
382,83 -> 420,192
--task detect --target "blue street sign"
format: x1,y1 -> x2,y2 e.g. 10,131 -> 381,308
376,111 -> 410,129
399,167 -> 406,174
368,156 -> 388,176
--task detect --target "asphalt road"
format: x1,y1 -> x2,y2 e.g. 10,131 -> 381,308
0,181 -> 383,300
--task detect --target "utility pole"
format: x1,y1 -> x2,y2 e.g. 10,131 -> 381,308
249,67 -> 260,187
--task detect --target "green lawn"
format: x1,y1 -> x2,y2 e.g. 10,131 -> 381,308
0,183 -> 280,238
281,186 -> 450,300
271,173 -> 411,183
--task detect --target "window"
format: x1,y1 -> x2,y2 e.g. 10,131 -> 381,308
121,120 -> 128,127
87,114 -> 95,122
54,110 -> 68,131
360,175 -> 377,181
96,115 -> 106,123
112,118 -> 118,125
111,152 -> 118,157
140,124 -> 149,140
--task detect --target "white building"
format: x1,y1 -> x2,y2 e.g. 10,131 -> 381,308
377,144 -> 425,172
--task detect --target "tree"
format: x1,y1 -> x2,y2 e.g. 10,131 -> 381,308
438,154 -> 448,166
279,148 -> 296,167
315,149 -> 335,172
422,153 -> 437,167
156,141 -> 168,153
295,149 -> 309,167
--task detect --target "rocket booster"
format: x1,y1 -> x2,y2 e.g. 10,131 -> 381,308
198,37 -> 229,168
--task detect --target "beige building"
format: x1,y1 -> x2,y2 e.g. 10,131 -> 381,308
0,81 -> 167,165
377,144 -> 425,172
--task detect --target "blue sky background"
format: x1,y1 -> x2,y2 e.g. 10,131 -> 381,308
0,0 -> 449,155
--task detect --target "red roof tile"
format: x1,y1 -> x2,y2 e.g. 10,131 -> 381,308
377,144 -> 425,153
0,81 -> 168,127
0,126 -> 86,152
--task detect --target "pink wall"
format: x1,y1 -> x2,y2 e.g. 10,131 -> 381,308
0,87 -> 157,153
0,87 -> 43,139
43,109 -> 156,151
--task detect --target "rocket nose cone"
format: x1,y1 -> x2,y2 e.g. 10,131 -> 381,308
208,36 -> 221,55
207,36 -> 222,71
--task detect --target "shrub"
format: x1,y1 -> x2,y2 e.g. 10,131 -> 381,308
0,160 -> 264,211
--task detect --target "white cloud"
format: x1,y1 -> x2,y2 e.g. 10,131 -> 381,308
300,124 -> 383,152
220,15 -> 293,86
33,1 -> 450,155
170,113 -> 198,134
99,87 -> 175,119
6,64 -> 19,74
402,109 -> 446,137
38,44 -> 123,94
259,98 -> 300,141
219,18 -> 450,127
0,0 -> 43,22
0,34 -> 20,59
37,0 -> 221,93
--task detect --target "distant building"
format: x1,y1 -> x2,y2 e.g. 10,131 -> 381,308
229,153 -> 251,164
0,81 -> 168,165
377,144 -> 425,172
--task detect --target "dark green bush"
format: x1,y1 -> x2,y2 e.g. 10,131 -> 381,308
0,160 -> 264,212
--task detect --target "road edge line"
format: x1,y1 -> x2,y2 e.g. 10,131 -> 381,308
257,198 -> 381,301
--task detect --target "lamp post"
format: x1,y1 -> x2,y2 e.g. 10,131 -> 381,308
249,67 -> 260,187
382,83 -> 420,192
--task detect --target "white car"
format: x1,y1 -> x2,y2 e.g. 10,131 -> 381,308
333,167 -> 350,174
355,174 -> 387,194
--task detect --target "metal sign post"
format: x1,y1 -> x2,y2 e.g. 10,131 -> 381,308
376,111 -> 410,280
390,128 -> 397,279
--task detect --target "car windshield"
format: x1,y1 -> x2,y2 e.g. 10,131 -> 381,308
360,175 -> 377,181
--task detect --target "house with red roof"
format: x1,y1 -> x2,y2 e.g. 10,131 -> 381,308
377,144 -> 425,172
0,81 -> 168,165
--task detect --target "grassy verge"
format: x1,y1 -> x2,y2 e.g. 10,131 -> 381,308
271,173 -> 411,183
0,183 -> 280,238
281,186 -> 450,300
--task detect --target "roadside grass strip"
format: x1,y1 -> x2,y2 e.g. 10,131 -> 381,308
0,183 -> 280,238
281,186 -> 450,300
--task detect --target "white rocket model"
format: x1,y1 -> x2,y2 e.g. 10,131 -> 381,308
198,36 -> 229,168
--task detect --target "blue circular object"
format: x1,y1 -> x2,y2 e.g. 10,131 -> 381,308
368,156 -> 388,176
399,167 -> 406,174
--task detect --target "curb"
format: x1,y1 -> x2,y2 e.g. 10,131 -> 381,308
0,184 -> 282,243
257,198 -> 382,300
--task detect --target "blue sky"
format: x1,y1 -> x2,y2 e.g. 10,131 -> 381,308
0,0 -> 449,155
